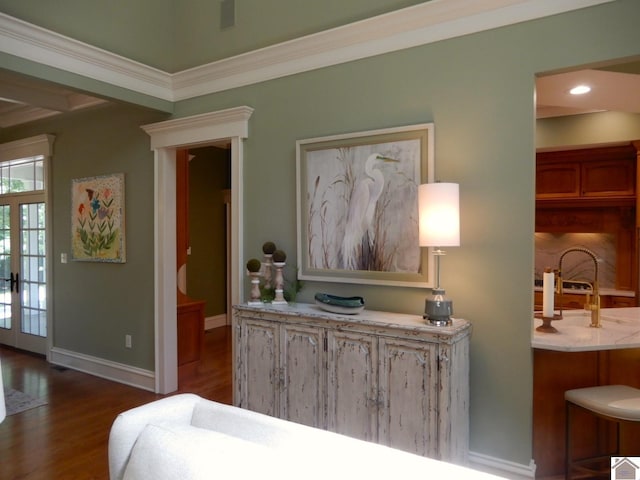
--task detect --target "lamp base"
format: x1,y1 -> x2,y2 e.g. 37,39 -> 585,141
423,293 -> 453,326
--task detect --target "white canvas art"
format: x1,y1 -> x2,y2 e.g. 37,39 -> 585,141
297,124 -> 434,287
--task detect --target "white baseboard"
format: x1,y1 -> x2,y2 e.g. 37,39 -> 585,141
205,314 -> 228,330
49,347 -> 155,392
469,451 -> 536,479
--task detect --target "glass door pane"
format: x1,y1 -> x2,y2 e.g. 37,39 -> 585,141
20,202 -> 46,338
0,204 -> 11,330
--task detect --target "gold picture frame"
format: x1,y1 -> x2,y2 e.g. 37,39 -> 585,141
296,123 -> 434,287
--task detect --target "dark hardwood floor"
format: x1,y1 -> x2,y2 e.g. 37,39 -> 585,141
0,326 -> 232,480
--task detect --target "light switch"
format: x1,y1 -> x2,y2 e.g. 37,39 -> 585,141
61,253 -> 68,263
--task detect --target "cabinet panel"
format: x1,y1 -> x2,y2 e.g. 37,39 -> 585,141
378,338 -> 438,457
280,324 -> 324,428
240,319 -> 279,416
326,330 -> 378,442
582,160 -> 635,197
536,162 -> 580,198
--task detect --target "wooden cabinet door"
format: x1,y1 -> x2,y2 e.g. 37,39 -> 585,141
280,324 -> 325,428
378,337 -> 438,457
536,162 -> 580,198
581,159 -> 635,197
237,318 -> 279,416
326,330 -> 378,442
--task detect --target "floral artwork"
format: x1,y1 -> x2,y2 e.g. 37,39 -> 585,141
71,173 -> 125,262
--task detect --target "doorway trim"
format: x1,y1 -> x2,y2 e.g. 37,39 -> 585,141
142,106 -> 253,394
0,134 -> 55,359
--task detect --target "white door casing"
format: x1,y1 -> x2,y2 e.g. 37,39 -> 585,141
142,106 -> 253,394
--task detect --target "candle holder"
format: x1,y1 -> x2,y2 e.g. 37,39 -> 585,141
272,261 -> 287,305
534,312 -> 561,333
262,253 -> 273,289
247,272 -> 263,305
535,267 -> 561,333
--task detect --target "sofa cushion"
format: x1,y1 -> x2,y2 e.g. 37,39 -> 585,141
122,423 -> 270,480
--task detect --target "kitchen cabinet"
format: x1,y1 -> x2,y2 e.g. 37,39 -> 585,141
535,142 -> 639,297
233,304 -> 470,463
532,308 -> 640,477
536,144 -> 636,202
533,347 -> 640,477
177,292 -> 205,382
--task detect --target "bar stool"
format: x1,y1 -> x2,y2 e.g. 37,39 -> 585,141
565,385 -> 640,479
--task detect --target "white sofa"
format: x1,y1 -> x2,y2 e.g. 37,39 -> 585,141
109,394 -> 506,480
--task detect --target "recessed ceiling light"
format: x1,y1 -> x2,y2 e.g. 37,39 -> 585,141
569,85 -> 591,95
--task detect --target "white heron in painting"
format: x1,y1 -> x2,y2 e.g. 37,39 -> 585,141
342,153 -> 399,270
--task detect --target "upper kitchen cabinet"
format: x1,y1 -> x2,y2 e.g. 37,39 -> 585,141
536,143 -> 637,205
535,141 -> 639,300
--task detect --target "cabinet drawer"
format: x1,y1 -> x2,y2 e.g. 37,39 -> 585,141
608,295 -> 637,308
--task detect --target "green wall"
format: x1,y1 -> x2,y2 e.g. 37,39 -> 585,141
187,146 -> 230,317
0,104 -> 168,369
170,0 -> 640,465
537,111 -> 640,149
0,0 -> 639,470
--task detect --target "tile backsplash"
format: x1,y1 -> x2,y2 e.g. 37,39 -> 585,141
534,232 -> 616,289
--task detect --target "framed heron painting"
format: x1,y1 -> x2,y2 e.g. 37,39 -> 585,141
296,123 -> 434,287
71,173 -> 126,263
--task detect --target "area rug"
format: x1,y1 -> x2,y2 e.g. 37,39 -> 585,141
4,387 -> 47,416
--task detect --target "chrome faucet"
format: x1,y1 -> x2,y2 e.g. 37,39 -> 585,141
558,247 -> 601,328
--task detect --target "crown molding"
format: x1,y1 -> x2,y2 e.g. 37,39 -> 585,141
0,12 -> 173,101
172,0 -> 613,100
0,0 -> 613,104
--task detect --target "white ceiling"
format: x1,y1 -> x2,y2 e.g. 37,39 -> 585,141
536,66 -> 640,119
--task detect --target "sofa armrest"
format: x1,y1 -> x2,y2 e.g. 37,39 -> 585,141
108,393 -> 201,480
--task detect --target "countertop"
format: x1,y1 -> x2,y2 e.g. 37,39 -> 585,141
533,286 -> 635,297
532,307 -> 640,352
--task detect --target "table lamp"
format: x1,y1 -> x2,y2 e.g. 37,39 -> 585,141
419,182 -> 460,326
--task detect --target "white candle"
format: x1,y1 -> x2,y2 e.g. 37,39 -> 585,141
542,268 -> 554,318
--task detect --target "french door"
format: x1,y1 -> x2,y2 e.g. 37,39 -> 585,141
0,193 -> 47,354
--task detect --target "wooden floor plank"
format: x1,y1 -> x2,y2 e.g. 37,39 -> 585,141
0,326 -> 232,480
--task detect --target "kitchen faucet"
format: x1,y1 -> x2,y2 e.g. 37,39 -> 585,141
558,247 -> 601,328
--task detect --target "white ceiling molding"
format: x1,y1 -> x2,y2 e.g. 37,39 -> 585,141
0,0 -> 614,104
0,12 -> 173,101
172,0 -> 614,100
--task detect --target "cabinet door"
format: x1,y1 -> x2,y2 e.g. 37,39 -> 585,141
326,330 -> 378,442
378,337 -> 438,457
581,160 -> 635,197
237,318 -> 279,416
280,324 -> 325,428
536,162 -> 580,198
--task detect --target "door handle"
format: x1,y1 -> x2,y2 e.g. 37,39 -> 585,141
4,272 -> 19,293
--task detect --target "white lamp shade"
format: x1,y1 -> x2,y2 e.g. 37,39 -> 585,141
419,182 -> 460,247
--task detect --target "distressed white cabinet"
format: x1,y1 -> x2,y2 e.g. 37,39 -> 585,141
233,303 -> 470,463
